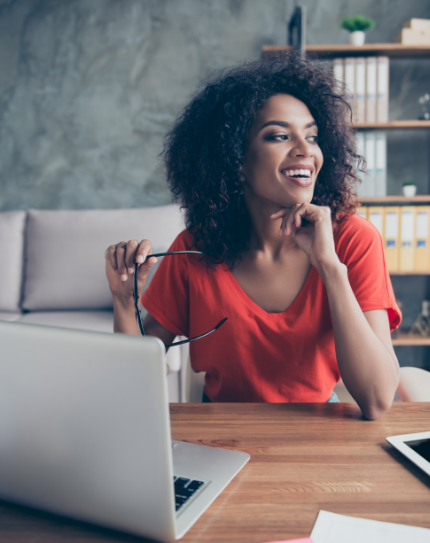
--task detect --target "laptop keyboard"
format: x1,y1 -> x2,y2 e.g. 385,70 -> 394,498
173,476 -> 204,511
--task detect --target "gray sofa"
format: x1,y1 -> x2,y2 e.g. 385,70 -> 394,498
0,205 -> 190,402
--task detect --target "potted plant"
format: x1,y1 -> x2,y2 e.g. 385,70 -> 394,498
403,181 -> 417,197
340,15 -> 376,46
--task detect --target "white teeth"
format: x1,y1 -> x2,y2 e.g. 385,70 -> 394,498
283,168 -> 312,177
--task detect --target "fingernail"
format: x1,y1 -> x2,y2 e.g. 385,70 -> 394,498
136,255 -> 144,263
128,267 -> 134,274
120,274 -> 128,281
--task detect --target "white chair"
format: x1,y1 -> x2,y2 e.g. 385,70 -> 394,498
181,353 -> 206,403
398,367 -> 430,402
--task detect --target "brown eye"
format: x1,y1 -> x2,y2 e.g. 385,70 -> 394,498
266,134 -> 288,141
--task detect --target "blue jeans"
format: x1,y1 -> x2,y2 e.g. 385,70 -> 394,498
202,390 -> 340,403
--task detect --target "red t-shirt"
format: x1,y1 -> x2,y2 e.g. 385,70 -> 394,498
142,214 -> 401,403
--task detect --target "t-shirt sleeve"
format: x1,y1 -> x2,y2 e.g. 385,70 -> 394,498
336,215 -> 402,331
141,230 -> 191,337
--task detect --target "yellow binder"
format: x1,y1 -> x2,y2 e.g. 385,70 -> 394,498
399,206 -> 416,271
383,207 -> 400,272
368,207 -> 384,237
414,206 -> 430,271
356,206 -> 368,220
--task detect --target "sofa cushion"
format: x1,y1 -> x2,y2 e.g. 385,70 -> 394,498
17,310 -> 115,333
16,310 -> 182,373
0,211 -> 26,311
0,311 -> 22,322
22,206 -> 184,311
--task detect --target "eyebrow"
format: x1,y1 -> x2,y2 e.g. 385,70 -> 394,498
259,120 -> 317,131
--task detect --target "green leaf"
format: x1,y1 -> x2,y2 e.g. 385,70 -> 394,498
340,15 -> 375,32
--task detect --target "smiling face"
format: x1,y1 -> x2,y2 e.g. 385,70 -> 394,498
241,93 -> 324,210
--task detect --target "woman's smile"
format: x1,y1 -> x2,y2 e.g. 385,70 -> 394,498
280,163 -> 315,187
241,93 -> 324,209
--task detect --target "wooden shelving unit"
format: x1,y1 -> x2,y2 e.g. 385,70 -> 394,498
264,42 -> 430,350
390,271 -> 430,275
359,196 -> 430,204
262,44 -> 430,59
356,120 -> 430,129
392,332 -> 430,346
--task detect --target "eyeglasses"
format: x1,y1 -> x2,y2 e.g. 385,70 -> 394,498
133,251 -> 227,348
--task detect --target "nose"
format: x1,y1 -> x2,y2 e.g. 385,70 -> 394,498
290,135 -> 313,158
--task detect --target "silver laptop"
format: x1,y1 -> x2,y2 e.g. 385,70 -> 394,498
0,321 -> 250,542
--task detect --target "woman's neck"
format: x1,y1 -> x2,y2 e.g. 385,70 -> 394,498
243,191 -> 298,255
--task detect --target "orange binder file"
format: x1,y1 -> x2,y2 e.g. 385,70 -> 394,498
383,207 -> 399,272
399,206 -> 416,271
414,206 -> 430,271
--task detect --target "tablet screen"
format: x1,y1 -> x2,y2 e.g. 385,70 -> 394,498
405,438 -> 430,462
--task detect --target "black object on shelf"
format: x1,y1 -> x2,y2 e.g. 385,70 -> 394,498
288,6 -> 306,58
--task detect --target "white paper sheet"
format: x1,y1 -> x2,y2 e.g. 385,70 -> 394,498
311,510 -> 430,543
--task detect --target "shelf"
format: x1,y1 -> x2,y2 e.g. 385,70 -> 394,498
262,44 -> 430,58
355,120 -> 430,129
389,271 -> 430,275
359,195 -> 430,204
392,332 -> 430,346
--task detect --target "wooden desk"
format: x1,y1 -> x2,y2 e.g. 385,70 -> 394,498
1,403 -> 430,542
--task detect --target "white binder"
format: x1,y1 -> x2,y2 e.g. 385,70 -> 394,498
344,57 -> 356,121
355,132 -> 366,196
364,132 -> 376,197
365,57 -> 377,123
376,57 -> 389,123
375,132 -> 387,196
355,57 -> 366,124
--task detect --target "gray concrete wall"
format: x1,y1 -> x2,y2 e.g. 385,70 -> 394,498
0,0 -> 429,211
1,0 -> 430,368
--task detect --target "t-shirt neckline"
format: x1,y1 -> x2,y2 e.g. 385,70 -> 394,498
222,263 -> 316,318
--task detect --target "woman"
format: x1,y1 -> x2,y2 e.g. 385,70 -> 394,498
105,52 -> 401,419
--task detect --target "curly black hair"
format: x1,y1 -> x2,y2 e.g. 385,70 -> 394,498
163,51 -> 362,268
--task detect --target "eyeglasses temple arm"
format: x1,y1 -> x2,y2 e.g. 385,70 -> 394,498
164,318 -> 228,348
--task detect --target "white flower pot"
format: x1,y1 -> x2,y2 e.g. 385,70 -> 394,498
403,185 -> 417,197
349,31 -> 365,46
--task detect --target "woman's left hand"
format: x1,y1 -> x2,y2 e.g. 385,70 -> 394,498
270,203 -> 340,274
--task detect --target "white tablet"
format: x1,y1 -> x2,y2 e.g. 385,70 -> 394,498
386,431 -> 430,477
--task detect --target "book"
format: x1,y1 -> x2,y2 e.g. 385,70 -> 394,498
376,56 -> 389,123
344,57 -> 356,122
383,207 -> 400,272
368,207 -> 383,237
311,510 -> 430,543
399,206 -> 416,271
414,206 -> 430,271
333,58 -> 344,92
374,132 -> 387,197
393,25 -> 430,45
365,57 -> 377,123
355,206 -> 367,220
355,132 -> 366,196
355,57 -> 366,123
364,132 -> 376,197
263,539 -> 314,543
402,18 -> 430,31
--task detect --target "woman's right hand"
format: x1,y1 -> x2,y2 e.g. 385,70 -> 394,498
105,239 -> 158,304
